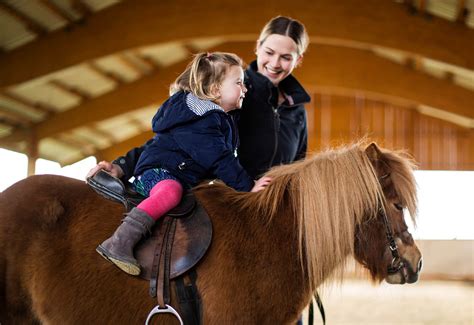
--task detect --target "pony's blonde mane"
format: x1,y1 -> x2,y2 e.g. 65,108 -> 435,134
231,143 -> 417,291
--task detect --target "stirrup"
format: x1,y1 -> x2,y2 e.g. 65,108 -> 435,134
145,304 -> 183,325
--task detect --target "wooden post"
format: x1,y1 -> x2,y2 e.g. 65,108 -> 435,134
26,130 -> 38,176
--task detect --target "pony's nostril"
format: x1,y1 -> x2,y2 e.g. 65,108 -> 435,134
417,258 -> 423,272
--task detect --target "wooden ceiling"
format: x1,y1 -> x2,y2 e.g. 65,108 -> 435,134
0,0 -> 473,172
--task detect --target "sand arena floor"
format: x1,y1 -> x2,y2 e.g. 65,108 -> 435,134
303,279 -> 473,325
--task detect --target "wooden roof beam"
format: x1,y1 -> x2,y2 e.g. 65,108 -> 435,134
1,91 -> 55,115
71,0 -> 93,17
94,130 -> 154,162
0,108 -> 31,128
0,59 -> 188,147
37,0 -> 76,24
0,1 -> 47,35
2,42 -> 474,149
456,0 -> 468,24
1,0 -> 473,88
49,79 -> 91,100
117,54 -> 150,76
88,62 -> 126,84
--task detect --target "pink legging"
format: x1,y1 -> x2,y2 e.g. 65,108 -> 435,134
137,179 -> 183,221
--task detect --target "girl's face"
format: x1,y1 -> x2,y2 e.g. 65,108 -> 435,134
215,65 -> 247,112
256,34 -> 301,86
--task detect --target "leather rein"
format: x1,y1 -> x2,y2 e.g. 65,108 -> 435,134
378,173 -> 404,275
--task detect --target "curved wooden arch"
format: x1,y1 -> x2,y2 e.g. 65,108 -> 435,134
1,40 -> 473,149
1,0 -> 473,88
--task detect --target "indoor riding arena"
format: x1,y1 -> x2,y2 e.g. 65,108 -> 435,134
0,1 -> 472,324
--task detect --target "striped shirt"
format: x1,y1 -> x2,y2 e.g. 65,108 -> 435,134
186,93 -> 224,116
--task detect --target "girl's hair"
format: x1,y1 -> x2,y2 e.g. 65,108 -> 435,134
258,16 -> 309,56
170,52 -> 243,101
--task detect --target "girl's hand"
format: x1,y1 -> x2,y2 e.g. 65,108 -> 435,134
251,176 -> 272,192
86,161 -> 124,180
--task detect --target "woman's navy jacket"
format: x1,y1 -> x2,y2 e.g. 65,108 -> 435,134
133,91 -> 254,192
236,61 -> 311,179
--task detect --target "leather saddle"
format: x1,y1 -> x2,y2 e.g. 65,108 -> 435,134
87,170 -> 212,281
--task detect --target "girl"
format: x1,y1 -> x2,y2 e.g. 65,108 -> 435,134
96,52 -> 271,276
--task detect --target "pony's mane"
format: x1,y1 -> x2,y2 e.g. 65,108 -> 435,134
224,143 -> 417,290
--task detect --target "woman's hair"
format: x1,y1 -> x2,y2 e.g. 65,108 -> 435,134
258,16 -> 309,56
170,52 -> 243,101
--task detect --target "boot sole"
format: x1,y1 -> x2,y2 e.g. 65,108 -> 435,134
96,245 -> 141,276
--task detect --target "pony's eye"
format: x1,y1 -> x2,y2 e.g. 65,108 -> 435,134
394,203 -> 404,211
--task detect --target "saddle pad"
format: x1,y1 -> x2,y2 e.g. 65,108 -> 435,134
135,202 -> 212,280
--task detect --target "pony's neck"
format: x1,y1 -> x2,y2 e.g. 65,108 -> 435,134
256,147 -> 383,289
195,185 -> 313,320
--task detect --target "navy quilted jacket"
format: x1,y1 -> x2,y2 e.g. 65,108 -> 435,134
133,91 -> 254,191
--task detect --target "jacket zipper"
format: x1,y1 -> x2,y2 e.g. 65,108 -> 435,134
269,106 -> 280,169
267,85 -> 280,169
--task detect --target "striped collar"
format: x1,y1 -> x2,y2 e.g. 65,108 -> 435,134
186,93 -> 224,116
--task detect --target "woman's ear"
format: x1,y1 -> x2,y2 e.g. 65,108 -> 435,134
255,40 -> 260,55
295,54 -> 303,67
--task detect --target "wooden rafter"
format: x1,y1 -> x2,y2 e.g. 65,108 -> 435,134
128,117 -> 147,132
405,56 -> 423,71
0,104 -> 34,123
0,1 -> 47,35
49,80 -> 91,100
183,43 -> 202,54
88,62 -> 125,84
1,91 -> 55,115
71,0 -> 93,17
0,109 -> 30,128
37,0 -> 76,24
94,130 -> 153,162
88,125 -> 116,144
57,134 -> 95,155
418,0 -> 426,13
1,0 -> 473,88
1,41 -> 474,151
118,54 -> 153,75
136,53 -> 161,70
456,0 -> 467,23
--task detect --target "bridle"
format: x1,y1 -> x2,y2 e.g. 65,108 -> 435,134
378,173 -> 404,275
379,206 -> 404,274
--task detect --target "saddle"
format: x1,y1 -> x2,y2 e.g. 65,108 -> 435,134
88,170 -> 211,324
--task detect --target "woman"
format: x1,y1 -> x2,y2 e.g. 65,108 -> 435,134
237,16 -> 310,178
87,16 -> 310,183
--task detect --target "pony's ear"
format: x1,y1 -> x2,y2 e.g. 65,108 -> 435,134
365,142 -> 382,161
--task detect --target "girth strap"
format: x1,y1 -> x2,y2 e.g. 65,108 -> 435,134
149,216 -> 177,306
175,270 -> 202,325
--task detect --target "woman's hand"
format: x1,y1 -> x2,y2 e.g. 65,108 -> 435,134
251,176 -> 272,192
86,161 -> 124,179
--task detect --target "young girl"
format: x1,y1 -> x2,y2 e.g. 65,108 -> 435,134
96,52 -> 271,276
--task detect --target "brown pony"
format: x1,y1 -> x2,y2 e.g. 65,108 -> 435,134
0,143 -> 422,324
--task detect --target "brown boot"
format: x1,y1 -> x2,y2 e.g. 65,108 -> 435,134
96,208 -> 155,275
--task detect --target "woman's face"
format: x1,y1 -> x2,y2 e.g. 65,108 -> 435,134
256,34 -> 301,86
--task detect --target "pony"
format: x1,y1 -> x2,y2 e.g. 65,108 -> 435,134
0,143 -> 422,324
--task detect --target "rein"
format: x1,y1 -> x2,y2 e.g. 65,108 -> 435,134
380,206 -> 404,274
378,173 -> 404,275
